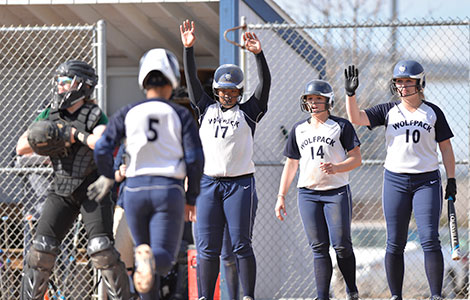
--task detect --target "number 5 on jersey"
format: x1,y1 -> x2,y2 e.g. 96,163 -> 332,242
147,118 -> 159,141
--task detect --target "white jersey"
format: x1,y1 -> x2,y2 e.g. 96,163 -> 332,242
199,102 -> 256,177
284,115 -> 360,191
96,98 -> 202,182
365,101 -> 453,174
184,46 -> 270,178
124,101 -> 186,178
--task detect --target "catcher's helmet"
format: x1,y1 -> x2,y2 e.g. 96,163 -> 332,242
390,60 -> 425,97
138,48 -> 180,90
52,60 -> 98,110
212,64 -> 244,102
300,80 -> 334,113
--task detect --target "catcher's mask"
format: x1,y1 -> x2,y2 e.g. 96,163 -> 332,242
390,60 -> 425,97
52,60 -> 98,110
300,80 -> 334,114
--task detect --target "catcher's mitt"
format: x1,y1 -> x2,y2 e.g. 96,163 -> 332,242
27,120 -> 72,156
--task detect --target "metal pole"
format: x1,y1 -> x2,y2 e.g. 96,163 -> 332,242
240,16 -> 247,102
467,18 -> 470,300
96,20 -> 107,113
391,0 -> 398,65
96,21 -> 107,300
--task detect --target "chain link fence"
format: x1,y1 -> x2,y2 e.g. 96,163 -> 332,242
244,19 -> 470,299
0,23 -> 99,299
1,18 -> 469,300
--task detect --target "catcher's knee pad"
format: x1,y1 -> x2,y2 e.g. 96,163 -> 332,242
21,235 -> 59,300
88,236 -> 131,300
28,235 -> 60,269
88,236 -> 120,268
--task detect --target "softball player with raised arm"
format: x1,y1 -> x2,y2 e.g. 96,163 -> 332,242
344,61 -> 456,300
275,80 -> 362,300
87,48 -> 204,300
180,20 -> 271,300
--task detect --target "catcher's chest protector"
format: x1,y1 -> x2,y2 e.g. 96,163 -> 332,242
49,103 -> 102,196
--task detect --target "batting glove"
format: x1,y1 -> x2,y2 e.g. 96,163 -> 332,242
445,178 -> 457,201
344,65 -> 359,97
87,175 -> 115,203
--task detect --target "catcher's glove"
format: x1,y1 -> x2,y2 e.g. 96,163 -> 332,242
27,120 -> 72,157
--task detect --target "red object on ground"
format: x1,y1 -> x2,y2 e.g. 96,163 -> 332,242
187,248 -> 220,300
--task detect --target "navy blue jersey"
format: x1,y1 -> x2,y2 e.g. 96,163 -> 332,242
284,115 -> 360,190
365,100 -> 453,173
94,98 -> 204,205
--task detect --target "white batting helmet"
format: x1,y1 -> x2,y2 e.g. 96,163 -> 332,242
138,48 -> 180,90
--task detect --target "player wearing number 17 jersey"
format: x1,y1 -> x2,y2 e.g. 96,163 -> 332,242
275,80 -> 362,300
181,19 -> 271,300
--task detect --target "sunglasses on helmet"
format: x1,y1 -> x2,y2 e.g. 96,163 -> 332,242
57,76 -> 74,85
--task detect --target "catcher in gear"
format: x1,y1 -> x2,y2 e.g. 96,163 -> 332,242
16,60 -> 133,300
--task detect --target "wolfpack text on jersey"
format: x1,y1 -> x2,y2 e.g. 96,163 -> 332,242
365,101 -> 453,173
284,115 -> 360,190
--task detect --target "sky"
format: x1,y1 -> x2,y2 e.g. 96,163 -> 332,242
272,0 -> 470,22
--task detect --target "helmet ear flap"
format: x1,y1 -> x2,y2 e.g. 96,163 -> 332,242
420,76 -> 426,90
300,96 -> 310,113
389,80 -> 398,96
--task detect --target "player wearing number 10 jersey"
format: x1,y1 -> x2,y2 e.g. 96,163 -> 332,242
344,61 -> 456,300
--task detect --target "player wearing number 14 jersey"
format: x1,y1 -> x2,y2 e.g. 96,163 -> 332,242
275,80 -> 361,300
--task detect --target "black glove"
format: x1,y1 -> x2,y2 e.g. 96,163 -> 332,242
344,65 -> 359,97
27,120 -> 72,157
445,178 -> 457,201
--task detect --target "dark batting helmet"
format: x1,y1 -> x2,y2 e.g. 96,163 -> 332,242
300,79 -> 334,113
390,60 -> 425,97
212,64 -> 244,103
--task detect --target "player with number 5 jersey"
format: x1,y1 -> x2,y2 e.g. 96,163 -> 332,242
275,79 -> 362,300
181,20 -> 270,300
344,61 -> 456,300
90,48 -> 204,300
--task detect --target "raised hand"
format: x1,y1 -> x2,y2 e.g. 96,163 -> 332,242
243,32 -> 262,54
345,65 -> 359,97
180,19 -> 196,48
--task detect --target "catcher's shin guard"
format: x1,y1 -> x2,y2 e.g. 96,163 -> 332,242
20,236 -> 59,300
88,236 -> 131,300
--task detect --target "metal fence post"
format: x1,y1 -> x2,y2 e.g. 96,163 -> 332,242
96,19 -> 107,113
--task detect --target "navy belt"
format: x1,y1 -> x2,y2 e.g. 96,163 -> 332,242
209,173 -> 254,181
